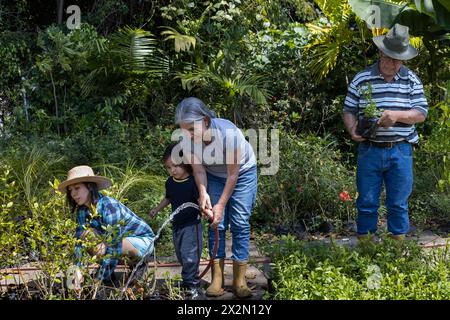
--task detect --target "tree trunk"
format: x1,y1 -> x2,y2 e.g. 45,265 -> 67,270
49,71 -> 60,135
57,0 -> 64,25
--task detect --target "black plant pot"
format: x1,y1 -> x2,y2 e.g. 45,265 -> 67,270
357,117 -> 379,139
274,225 -> 289,236
318,221 -> 334,234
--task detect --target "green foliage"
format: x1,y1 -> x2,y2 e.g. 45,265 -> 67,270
0,0 -> 449,300
348,0 -> 406,29
413,80 -> 450,203
255,133 -> 356,230
0,164 -> 23,268
304,0 -> 363,81
360,83 -> 383,118
262,235 -> 450,299
0,159 -> 82,299
161,27 -> 196,53
0,143 -> 172,299
178,50 -> 272,105
0,31 -> 31,85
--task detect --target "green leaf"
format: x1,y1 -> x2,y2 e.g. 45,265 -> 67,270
396,8 -> 436,36
160,27 -> 196,53
436,0 -> 450,12
431,0 -> 450,29
109,27 -> 158,71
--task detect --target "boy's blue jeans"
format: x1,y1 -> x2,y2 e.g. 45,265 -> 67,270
207,167 -> 257,261
356,141 -> 413,235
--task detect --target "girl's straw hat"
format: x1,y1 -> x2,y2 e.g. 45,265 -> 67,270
58,165 -> 112,193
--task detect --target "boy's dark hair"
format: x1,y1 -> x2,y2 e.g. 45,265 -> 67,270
67,182 -> 100,213
163,142 -> 192,174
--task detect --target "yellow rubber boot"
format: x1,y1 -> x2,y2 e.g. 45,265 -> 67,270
389,234 -> 405,241
232,260 -> 252,298
206,259 -> 225,297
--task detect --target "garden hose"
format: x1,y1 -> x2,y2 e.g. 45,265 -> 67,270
198,210 -> 219,280
120,202 -> 219,298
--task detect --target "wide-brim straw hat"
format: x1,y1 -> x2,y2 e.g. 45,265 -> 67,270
58,165 -> 112,193
373,23 -> 418,61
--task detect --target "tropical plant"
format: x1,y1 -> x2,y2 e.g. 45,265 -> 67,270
161,26 -> 196,53
303,0 -> 365,81
2,146 -> 64,213
81,26 -> 169,98
177,50 -> 272,123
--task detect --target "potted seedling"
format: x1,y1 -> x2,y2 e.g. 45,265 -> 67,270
357,83 -> 383,139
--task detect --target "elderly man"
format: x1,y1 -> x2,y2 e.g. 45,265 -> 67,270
343,24 -> 428,240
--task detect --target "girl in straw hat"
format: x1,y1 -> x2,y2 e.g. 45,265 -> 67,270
59,165 -> 155,286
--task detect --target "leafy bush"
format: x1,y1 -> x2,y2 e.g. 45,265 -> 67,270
0,143 -> 175,299
255,133 -> 357,231
261,235 -> 450,300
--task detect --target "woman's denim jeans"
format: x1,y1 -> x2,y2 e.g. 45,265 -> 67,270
207,167 -> 257,261
356,142 -> 413,235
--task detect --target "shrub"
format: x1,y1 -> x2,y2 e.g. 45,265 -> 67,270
261,235 -> 450,300
255,133 -> 357,231
0,145 -> 174,299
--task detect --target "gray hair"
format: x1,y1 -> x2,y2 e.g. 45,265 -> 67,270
175,97 -> 216,124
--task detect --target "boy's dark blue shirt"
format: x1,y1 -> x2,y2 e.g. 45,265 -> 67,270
165,175 -> 201,229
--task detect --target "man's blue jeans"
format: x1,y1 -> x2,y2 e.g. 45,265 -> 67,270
207,167 -> 257,261
356,141 -> 413,235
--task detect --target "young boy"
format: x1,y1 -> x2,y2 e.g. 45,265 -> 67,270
150,142 -> 204,298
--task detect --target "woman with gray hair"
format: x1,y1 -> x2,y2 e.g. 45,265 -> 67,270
175,97 -> 257,298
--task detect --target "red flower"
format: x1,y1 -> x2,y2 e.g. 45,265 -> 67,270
339,191 -> 352,202
296,186 -> 303,193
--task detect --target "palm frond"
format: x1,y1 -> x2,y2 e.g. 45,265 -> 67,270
109,26 -> 158,71
6,146 -> 64,213
178,66 -> 271,105
160,26 -> 196,53
231,74 -> 271,105
308,41 -> 341,80
305,1 -> 354,81
81,26 -> 170,98
314,0 -> 350,23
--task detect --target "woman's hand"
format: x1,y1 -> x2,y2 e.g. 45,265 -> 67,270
198,192 -> 212,214
202,208 -> 214,221
210,203 -> 225,229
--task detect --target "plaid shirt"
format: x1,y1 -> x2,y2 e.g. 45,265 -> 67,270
74,193 -> 154,281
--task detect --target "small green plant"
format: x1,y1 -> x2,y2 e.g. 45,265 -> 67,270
161,272 -> 184,300
261,235 -> 450,300
361,83 -> 383,118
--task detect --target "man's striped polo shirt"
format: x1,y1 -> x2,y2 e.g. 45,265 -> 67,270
343,62 -> 428,144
